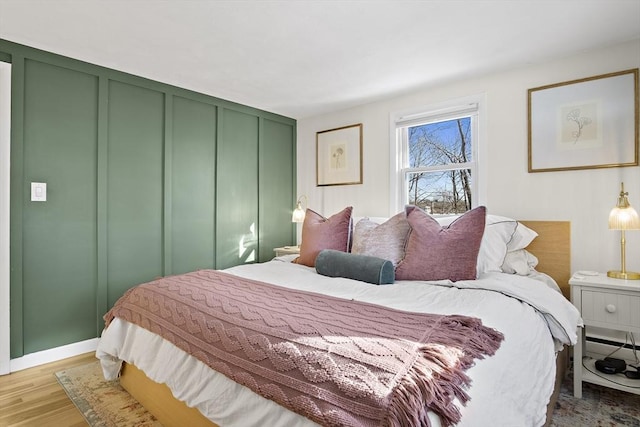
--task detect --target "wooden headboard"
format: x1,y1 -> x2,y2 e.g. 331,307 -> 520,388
519,221 -> 571,298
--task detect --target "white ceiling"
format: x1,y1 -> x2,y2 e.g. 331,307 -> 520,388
0,1 -> 639,119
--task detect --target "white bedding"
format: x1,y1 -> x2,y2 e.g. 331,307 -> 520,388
96,256 -> 581,427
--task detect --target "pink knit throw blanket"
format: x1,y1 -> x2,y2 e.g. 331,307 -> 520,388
104,269 -> 503,427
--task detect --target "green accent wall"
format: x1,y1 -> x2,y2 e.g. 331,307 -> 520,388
22,59 -> 99,354
171,97 -> 217,275
260,119 -> 296,262
1,39 -> 296,358
106,81 -> 165,306
216,109 -> 259,269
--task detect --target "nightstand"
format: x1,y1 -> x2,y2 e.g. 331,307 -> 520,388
273,246 -> 300,257
569,272 -> 640,398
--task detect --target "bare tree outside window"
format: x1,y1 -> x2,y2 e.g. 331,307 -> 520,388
406,117 -> 472,215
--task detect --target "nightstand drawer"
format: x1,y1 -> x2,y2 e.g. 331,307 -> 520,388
581,290 -> 640,329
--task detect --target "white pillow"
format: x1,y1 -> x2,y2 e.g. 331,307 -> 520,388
501,249 -> 539,275
507,222 -> 538,252
479,216 -> 519,273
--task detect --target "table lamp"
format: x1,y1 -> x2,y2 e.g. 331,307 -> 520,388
292,195 -> 307,248
292,195 -> 307,223
607,182 -> 640,280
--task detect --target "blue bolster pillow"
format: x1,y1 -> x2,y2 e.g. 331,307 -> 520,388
315,249 -> 395,285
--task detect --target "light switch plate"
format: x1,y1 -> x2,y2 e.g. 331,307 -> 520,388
31,182 -> 46,202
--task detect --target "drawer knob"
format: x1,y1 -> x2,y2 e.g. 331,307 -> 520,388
606,304 -> 617,313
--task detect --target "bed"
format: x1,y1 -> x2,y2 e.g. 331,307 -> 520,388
96,207 -> 580,427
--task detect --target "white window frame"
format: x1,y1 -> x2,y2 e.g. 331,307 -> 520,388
389,94 -> 487,214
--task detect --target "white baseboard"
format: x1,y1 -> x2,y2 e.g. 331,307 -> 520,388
9,338 -> 99,373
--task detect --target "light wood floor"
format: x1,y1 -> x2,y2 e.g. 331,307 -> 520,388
0,352 -> 95,427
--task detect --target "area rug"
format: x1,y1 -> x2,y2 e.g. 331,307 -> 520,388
55,361 -> 161,427
57,361 -> 639,426
550,373 -> 640,427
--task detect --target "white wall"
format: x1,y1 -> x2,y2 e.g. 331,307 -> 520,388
296,39 -> 640,276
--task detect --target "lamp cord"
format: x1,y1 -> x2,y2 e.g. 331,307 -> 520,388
583,331 -> 640,388
604,332 -> 639,365
582,357 -> 640,389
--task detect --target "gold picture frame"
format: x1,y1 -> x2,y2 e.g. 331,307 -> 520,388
316,123 -> 363,186
528,68 -> 639,172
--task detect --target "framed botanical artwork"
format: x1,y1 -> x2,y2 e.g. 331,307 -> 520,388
528,68 -> 638,172
316,123 -> 363,186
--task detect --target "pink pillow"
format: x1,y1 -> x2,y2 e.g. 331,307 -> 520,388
395,206 -> 486,282
294,206 -> 353,267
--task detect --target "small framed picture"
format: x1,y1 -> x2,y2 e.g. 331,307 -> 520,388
316,123 -> 363,186
528,68 -> 638,172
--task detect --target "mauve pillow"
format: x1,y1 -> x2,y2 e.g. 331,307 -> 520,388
294,206 -> 353,267
395,205 -> 487,282
437,214 -> 535,273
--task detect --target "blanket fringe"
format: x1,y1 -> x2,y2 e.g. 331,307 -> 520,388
387,315 -> 504,427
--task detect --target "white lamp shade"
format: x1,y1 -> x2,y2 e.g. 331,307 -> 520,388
292,195 -> 307,223
609,206 -> 640,230
292,204 -> 306,223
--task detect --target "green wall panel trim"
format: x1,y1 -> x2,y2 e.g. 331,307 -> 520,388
6,38 -> 296,357
96,76 -> 109,333
216,108 -> 259,269
164,96 -> 173,276
21,59 -> 99,354
0,51 -> 11,63
9,54 -> 25,358
171,96 -> 217,274
107,81 -> 164,308
259,119 -> 296,263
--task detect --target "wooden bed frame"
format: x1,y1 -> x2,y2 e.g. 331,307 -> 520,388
119,220 -> 571,427
520,221 -> 571,299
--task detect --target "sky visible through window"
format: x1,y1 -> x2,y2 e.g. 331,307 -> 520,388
407,117 -> 472,214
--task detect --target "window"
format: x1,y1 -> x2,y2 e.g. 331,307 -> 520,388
392,99 -> 480,215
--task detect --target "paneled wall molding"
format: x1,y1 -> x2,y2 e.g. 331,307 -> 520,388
0,39 -> 296,360
96,75 -> 109,336
9,52 -> 25,357
163,95 -> 174,277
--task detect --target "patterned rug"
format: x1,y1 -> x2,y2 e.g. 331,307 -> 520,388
55,361 -> 161,427
550,374 -> 640,427
57,361 -> 639,427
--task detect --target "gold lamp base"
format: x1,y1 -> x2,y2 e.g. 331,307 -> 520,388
607,270 -> 640,280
